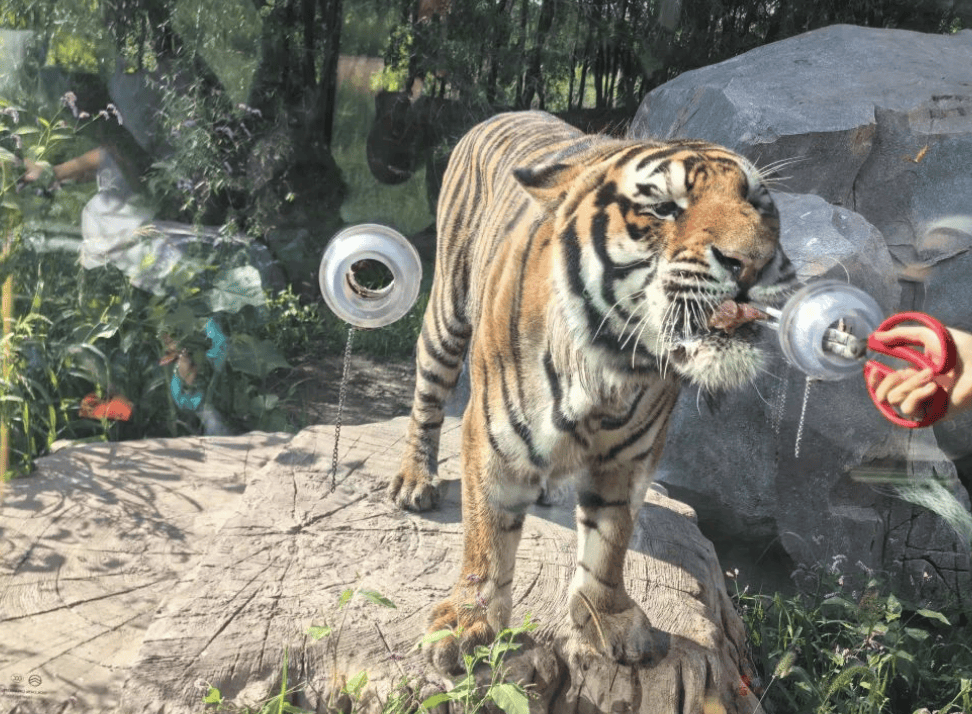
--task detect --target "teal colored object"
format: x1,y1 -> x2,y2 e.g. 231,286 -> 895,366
169,318 -> 228,411
205,318 -> 228,370
170,372 -> 203,411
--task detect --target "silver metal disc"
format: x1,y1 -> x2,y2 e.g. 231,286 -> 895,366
777,280 -> 883,381
319,224 -> 423,329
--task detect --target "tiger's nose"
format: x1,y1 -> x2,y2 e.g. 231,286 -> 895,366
711,246 -> 769,288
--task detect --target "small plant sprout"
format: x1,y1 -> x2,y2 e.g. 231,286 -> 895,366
416,615 -> 538,714
306,583 -> 396,711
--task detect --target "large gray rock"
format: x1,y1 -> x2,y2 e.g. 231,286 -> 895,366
631,25 -> 972,233
632,25 -> 972,604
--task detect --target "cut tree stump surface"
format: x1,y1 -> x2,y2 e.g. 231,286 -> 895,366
1,417 -> 763,714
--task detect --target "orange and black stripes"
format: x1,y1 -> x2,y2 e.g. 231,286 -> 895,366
390,111 -> 796,670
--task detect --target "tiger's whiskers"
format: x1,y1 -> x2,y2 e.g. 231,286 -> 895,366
595,287 -> 648,342
754,155 -> 807,189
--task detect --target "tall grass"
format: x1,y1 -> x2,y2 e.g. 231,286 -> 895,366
732,564 -> 972,714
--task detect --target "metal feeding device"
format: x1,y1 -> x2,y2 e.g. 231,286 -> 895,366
319,223 -> 423,329
758,280 -> 883,382
318,224 -> 424,490
753,279 -> 956,429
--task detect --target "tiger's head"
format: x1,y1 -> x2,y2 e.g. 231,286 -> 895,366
515,138 -> 797,393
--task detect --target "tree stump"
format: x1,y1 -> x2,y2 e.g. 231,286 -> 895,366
1,418 -> 763,714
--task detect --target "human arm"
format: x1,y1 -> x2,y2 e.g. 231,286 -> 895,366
22,147 -> 105,185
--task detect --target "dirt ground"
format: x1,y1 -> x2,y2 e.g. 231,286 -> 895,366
280,354 -> 417,427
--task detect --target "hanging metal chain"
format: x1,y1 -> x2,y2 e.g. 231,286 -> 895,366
771,365 -> 790,436
794,375 -> 814,459
330,326 -> 356,492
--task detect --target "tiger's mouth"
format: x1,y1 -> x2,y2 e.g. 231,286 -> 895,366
657,297 -> 774,389
656,298 -> 764,365
706,299 -> 770,336
663,297 -> 766,348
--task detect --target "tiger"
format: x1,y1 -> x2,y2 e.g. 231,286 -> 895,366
387,111 -> 797,672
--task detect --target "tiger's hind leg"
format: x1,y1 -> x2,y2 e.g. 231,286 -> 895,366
564,466 -> 669,666
388,276 -> 470,511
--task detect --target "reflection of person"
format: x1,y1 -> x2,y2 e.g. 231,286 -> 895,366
22,147 -> 105,185
866,324 -> 972,422
21,136 -> 280,297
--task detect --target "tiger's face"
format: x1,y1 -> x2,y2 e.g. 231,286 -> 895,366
516,139 -> 796,393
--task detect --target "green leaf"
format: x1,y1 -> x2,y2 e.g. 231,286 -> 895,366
250,393 -> 280,414
488,683 -> 529,714
413,628 -> 454,652
306,625 -> 332,640
343,670 -> 368,697
507,614 -> 539,635
489,640 -> 521,668
418,692 -> 454,710
821,596 -> 857,611
160,305 -> 199,335
447,676 -> 475,698
885,593 -> 902,620
338,588 -> 355,608
203,686 -> 223,704
207,266 -> 266,313
916,608 -> 951,626
892,648 -> 915,663
903,626 -> 930,643
358,589 -> 397,608
228,335 -> 290,378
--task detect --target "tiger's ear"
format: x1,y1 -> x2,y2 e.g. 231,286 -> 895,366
513,162 -> 581,207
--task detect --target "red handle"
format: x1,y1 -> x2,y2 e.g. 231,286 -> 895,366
864,312 -> 956,428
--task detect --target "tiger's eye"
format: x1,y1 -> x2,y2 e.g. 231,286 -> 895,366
650,202 -> 682,220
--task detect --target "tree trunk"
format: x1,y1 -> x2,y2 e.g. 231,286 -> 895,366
2,417 -> 765,714
316,0 -> 343,147
520,0 -> 555,109
245,0 -> 345,232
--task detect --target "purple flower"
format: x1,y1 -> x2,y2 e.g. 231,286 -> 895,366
61,91 -> 78,117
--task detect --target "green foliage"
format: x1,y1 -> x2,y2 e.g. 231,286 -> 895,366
379,0 -> 965,113
415,616 -> 537,714
0,97 -> 429,478
258,270 -> 430,362
342,0 -> 398,57
144,74 -> 256,228
171,0 -> 261,104
731,566 -> 972,714
0,233 -> 304,473
206,591 -> 536,713
203,650 -> 314,714
0,104 -> 314,477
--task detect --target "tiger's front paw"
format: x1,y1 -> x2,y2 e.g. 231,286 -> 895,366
387,468 -> 441,511
424,597 -> 495,675
565,595 -> 668,667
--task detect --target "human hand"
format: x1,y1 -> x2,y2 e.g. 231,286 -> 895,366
20,159 -> 56,189
21,148 -> 103,187
865,324 -> 972,422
